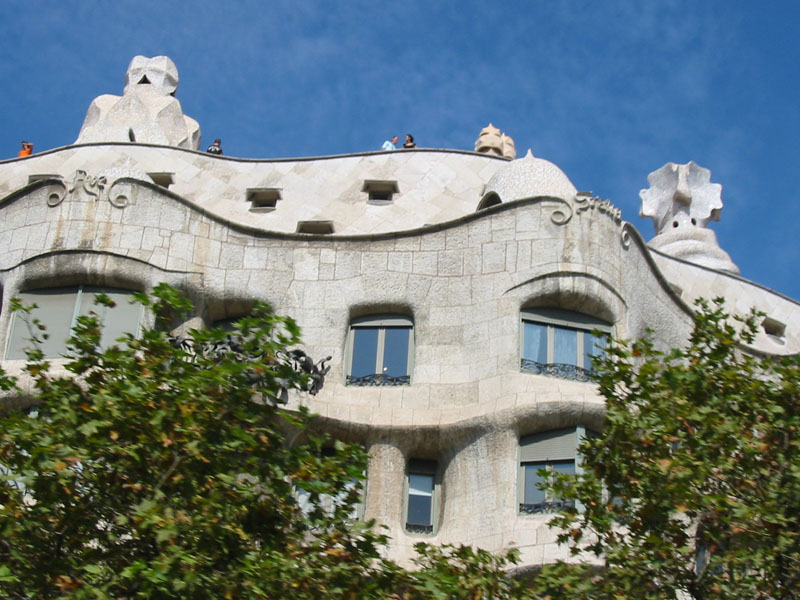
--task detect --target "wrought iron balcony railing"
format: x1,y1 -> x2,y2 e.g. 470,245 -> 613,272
346,373 -> 411,386
405,522 -> 434,534
520,359 -> 593,382
519,499 -> 575,514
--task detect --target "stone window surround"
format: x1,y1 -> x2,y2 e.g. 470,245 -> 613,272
344,314 -> 414,386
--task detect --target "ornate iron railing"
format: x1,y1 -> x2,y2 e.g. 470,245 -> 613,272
346,373 -> 410,386
405,523 -> 434,534
519,499 -> 575,514
167,334 -> 331,401
520,359 -> 593,382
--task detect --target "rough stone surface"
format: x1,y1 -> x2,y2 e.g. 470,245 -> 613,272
1,59 -> 797,569
483,150 -> 577,205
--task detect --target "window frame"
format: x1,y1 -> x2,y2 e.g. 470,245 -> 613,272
5,285 -> 142,360
403,458 -> 439,535
520,307 -> 611,380
345,314 -> 414,386
518,425 -> 595,515
362,179 -> 399,205
246,187 -> 281,212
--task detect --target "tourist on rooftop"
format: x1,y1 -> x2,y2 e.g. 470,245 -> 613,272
403,134 -> 416,149
382,136 -> 399,151
18,141 -> 33,157
206,138 -> 223,155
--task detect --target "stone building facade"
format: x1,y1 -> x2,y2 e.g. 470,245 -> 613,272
1,56 -> 798,568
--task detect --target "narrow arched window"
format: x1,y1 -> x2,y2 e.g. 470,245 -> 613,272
345,314 -> 413,386
520,308 -> 610,381
404,458 -> 438,534
5,286 -> 142,359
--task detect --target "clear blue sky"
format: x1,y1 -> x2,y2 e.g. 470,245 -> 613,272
2,2 -> 798,300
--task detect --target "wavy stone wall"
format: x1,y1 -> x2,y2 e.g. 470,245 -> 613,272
2,146 -> 797,566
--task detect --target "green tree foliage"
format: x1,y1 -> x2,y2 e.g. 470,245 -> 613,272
0,285 -> 528,599
534,300 -> 800,600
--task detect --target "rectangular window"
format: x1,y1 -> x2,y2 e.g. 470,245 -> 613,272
382,327 -> 410,377
553,326 -> 578,365
6,286 -> 141,360
521,460 -> 575,513
522,322 -> 547,364
296,220 -> 334,234
520,308 -> 611,381
585,332 -> 607,372
347,315 -> 413,386
405,459 -> 437,534
350,328 -> 380,378
362,180 -> 399,205
246,188 -> 281,212
519,426 -> 592,514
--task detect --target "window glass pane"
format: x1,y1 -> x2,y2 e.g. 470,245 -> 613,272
551,460 -> 575,477
351,327 -> 379,377
550,460 -> 575,504
80,288 -> 140,349
523,464 -> 546,506
382,327 -> 410,377
407,472 -> 434,527
523,322 -> 547,363
407,494 -> 433,526
409,473 -> 434,496
553,326 -> 578,365
6,289 -> 77,359
585,332 -> 606,371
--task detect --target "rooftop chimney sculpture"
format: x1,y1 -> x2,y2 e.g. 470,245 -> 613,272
75,55 -> 201,150
640,161 -> 739,274
475,124 -> 516,159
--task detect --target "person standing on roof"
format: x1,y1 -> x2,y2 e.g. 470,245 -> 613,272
206,138 -> 223,155
382,136 -> 398,151
18,141 -> 33,157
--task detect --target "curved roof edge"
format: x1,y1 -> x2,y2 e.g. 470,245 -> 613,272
649,246 -> 800,309
0,142 -> 513,166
